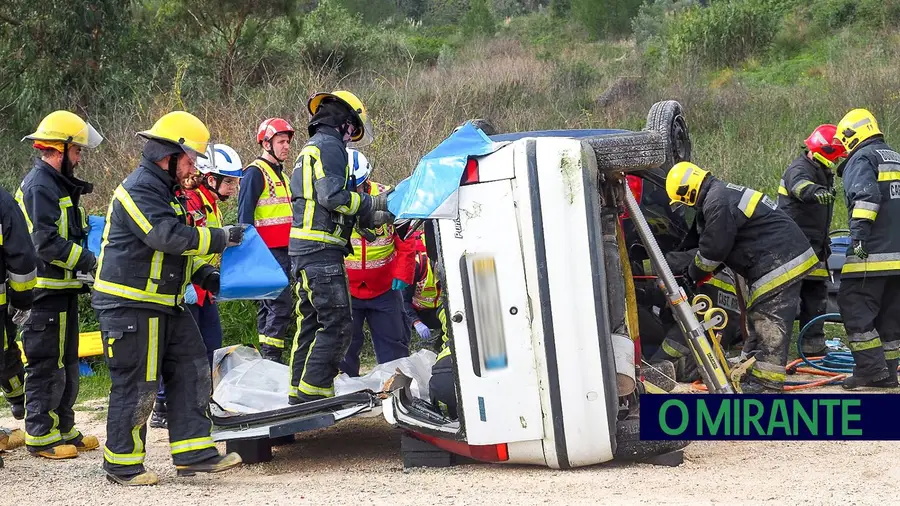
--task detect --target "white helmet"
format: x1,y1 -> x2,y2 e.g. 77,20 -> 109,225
347,148 -> 371,186
197,144 -> 243,178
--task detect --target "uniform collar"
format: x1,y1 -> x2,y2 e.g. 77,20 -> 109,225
198,184 -> 219,211
256,157 -> 283,174
140,156 -> 178,190
33,158 -> 92,194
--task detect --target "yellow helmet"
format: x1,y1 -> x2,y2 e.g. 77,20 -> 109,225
835,108 -> 882,152
307,90 -> 374,146
137,111 -> 211,159
22,110 -> 103,150
666,161 -> 710,206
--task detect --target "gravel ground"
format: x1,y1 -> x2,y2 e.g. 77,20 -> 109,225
0,388 -> 895,506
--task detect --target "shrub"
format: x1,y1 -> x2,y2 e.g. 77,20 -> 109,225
666,0 -> 782,67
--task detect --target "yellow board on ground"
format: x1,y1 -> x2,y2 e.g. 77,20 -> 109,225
16,331 -> 104,361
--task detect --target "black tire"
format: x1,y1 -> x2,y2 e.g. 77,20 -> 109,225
645,100 -> 692,171
585,130 -> 667,174
614,418 -> 690,461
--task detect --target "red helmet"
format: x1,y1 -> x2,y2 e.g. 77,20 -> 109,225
256,118 -> 294,145
805,124 -> 847,167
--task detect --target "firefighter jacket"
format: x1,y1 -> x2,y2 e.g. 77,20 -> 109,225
691,177 -> 817,306
840,137 -> 900,278
777,154 -> 834,278
237,158 -> 291,249
182,184 -> 222,306
0,188 -> 37,311
16,159 -> 95,298
92,158 -> 226,313
289,126 -> 373,257
345,182 -> 415,300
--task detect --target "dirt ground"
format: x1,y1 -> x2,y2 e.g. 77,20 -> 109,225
1,389 -> 896,506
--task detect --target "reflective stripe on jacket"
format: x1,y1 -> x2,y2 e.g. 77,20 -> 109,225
16,160 -> 95,296
91,159 -> 226,313
247,159 -> 291,248
840,138 -> 900,277
694,177 -> 816,306
289,127 -> 373,256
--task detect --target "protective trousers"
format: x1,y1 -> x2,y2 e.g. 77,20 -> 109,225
797,278 -> 828,354
429,354 -> 457,419
257,247 -> 293,361
157,302 -> 223,402
837,276 -> 900,380
289,251 -> 352,401
22,294 -> 83,452
0,313 -> 25,410
746,281 -> 803,390
98,307 -> 218,477
340,291 -> 411,377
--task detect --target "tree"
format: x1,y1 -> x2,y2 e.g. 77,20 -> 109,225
463,0 -> 497,36
157,0 -> 311,96
0,0 -> 132,128
572,0 -> 643,38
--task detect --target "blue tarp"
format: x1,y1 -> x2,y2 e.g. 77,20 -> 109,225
218,225 -> 289,301
387,122 -> 503,219
87,215 -> 105,257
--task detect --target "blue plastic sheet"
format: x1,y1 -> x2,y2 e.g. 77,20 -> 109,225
387,122 -> 503,219
218,225 -> 289,301
87,215 -> 105,257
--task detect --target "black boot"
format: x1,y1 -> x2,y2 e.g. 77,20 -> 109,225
8,395 -> 24,420
643,361 -> 677,392
842,369 -> 898,390
176,452 -> 242,476
149,400 -> 167,428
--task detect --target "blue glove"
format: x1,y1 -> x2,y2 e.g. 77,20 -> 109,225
414,320 -> 433,342
392,278 -> 409,291
184,284 -> 198,305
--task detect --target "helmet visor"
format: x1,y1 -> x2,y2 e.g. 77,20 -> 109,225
79,122 -> 104,149
348,117 -> 375,148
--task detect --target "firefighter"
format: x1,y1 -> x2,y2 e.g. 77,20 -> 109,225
150,144 -> 243,429
16,111 -> 103,459
777,124 -> 846,356
665,162 -> 818,392
402,240 -> 445,351
0,186 -> 38,422
92,111 -> 244,485
288,90 -> 392,404
238,118 -> 295,363
834,109 -> 900,389
339,149 -> 416,377
429,307 -> 456,419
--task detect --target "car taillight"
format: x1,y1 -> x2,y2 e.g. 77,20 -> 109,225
465,254 -> 508,370
619,175 -> 643,219
461,158 -> 480,185
411,432 -> 510,462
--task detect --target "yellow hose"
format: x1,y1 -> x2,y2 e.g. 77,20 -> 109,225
616,218 -> 640,343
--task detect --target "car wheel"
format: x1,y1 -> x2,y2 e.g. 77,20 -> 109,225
645,100 -> 692,171
586,130 -> 668,173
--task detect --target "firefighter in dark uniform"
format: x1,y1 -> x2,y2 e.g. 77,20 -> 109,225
0,186 -> 38,422
777,124 -> 846,356
834,109 -> 900,389
665,162 -> 818,392
17,111 -> 103,459
92,111 -> 244,485
288,90 -> 392,404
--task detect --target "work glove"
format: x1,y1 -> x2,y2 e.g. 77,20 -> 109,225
355,225 -> 377,242
371,210 -> 395,228
413,320 -> 432,342
851,239 -> 868,260
813,187 -> 836,205
200,271 -> 221,296
392,278 -> 409,291
222,224 -> 247,247
183,284 -> 198,305
371,189 -> 394,213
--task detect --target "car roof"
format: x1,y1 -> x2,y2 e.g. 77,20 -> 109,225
488,129 -> 631,142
